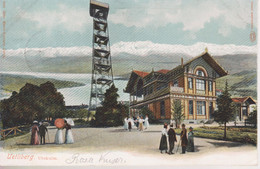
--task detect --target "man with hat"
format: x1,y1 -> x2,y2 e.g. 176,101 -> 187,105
187,126 -> 195,152
167,124 -> 177,154
39,122 -> 48,145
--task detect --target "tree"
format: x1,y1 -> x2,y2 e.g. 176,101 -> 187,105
93,84 -> 127,127
247,109 -> 257,128
171,99 -> 184,128
1,82 -> 66,128
139,107 -> 157,123
212,81 -> 234,140
77,109 -> 88,120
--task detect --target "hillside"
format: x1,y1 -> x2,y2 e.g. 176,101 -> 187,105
0,74 -> 85,93
216,70 -> 257,99
213,54 -> 257,74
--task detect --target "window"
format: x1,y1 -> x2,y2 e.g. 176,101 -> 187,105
188,78 -> 193,89
157,83 -> 168,91
196,70 -> 205,77
160,101 -> 165,117
173,80 -> 178,87
209,102 -> 213,119
189,100 -> 193,115
209,81 -> 213,91
197,101 -> 206,115
242,107 -> 248,116
196,79 -> 205,90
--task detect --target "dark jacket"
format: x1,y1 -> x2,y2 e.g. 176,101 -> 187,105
65,123 -> 71,130
180,129 -> 188,146
39,125 -> 47,136
168,128 -> 177,142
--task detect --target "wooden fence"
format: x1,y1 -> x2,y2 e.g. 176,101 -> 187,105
0,125 -> 27,140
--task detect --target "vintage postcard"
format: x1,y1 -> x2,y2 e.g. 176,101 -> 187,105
0,0 -> 258,168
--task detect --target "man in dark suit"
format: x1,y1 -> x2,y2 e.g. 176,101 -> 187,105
180,123 -> 188,154
39,122 -> 48,144
168,124 -> 177,154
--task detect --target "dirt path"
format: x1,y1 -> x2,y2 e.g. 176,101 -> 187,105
0,125 -> 257,166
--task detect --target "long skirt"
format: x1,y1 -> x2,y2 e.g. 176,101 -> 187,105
123,122 -> 128,130
128,122 -> 132,130
144,120 -> 149,128
31,131 -> 40,145
55,129 -> 63,144
187,138 -> 194,152
139,123 -> 144,131
159,135 -> 168,151
65,129 -> 74,144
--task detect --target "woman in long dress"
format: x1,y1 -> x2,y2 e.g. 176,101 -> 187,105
159,123 -> 168,153
123,117 -> 128,130
55,128 -> 64,144
65,120 -> 74,144
144,115 -> 149,129
187,127 -> 195,152
127,117 -> 132,132
30,121 -> 40,145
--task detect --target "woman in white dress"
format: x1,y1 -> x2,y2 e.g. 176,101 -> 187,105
55,128 -> 64,144
123,117 -> 128,130
144,115 -> 150,129
65,120 -> 74,144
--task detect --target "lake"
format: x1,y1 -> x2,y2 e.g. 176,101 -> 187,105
0,71 -> 129,106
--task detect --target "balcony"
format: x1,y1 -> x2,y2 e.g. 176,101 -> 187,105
171,86 -> 184,93
196,90 -> 206,95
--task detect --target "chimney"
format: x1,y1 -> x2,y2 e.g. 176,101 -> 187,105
181,57 -> 183,67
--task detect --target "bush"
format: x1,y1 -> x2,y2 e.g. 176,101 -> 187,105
247,110 -> 257,128
139,107 -> 158,123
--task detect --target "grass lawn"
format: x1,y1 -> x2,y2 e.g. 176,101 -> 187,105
175,126 -> 257,145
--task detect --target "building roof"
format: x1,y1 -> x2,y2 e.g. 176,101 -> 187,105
232,96 -> 256,104
183,51 -> 228,76
157,69 -> 171,74
133,70 -> 149,78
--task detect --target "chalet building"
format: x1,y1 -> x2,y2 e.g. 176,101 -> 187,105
124,50 -> 228,123
232,96 -> 256,121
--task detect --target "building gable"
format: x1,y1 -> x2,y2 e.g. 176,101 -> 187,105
184,52 -> 227,78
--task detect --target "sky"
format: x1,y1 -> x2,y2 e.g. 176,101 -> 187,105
1,0 -> 257,51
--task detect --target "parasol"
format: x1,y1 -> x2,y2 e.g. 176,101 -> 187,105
64,118 -> 75,126
54,118 -> 65,129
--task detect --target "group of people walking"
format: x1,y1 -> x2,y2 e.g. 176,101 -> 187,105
54,120 -> 74,144
31,120 -> 48,145
30,119 -> 74,145
159,123 -> 194,154
123,115 -> 149,131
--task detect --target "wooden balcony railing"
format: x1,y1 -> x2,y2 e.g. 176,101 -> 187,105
171,86 -> 184,93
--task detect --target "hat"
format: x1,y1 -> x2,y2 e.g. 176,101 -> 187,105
33,120 -> 38,124
189,127 -> 193,129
